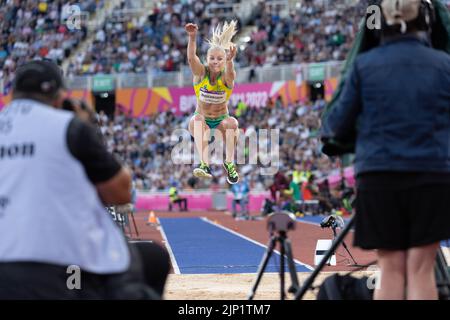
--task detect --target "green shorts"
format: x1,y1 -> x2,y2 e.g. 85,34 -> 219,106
194,112 -> 229,129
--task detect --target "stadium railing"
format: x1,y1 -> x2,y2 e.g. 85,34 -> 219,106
65,61 -> 345,90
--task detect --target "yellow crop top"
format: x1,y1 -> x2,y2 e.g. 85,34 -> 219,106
193,67 -> 233,104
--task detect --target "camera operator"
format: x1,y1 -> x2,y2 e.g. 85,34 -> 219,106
0,60 -> 169,299
323,0 -> 450,299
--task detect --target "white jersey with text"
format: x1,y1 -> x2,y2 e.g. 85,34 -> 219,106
0,99 -> 130,273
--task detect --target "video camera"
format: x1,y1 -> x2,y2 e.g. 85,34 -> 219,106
267,211 -> 296,233
320,215 -> 344,229
62,98 -> 97,124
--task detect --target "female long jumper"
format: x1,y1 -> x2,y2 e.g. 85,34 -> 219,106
185,21 -> 240,184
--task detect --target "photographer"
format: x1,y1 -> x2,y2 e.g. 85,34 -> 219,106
0,60 -> 169,299
323,0 -> 450,299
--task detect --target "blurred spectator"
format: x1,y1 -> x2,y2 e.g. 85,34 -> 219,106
302,174 -> 333,213
269,171 -> 289,204
230,179 -> 250,219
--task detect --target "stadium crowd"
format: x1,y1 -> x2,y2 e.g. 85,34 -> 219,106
0,0 -> 104,94
66,0 -> 242,76
3,0 -> 450,86
98,97 -> 339,193
240,0 -> 370,67
66,0 -> 450,75
66,0 -> 370,76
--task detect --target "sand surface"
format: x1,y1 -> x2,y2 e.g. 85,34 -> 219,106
164,271 -> 376,300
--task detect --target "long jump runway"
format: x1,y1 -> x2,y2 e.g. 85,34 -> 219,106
159,217 -> 313,274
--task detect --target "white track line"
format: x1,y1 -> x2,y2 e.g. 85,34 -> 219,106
158,217 -> 181,274
201,217 -> 314,271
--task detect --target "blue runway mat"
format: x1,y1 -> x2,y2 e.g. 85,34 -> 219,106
159,217 -> 312,274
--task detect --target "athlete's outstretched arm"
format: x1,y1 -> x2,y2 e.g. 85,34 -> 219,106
185,23 -> 205,77
224,44 -> 237,88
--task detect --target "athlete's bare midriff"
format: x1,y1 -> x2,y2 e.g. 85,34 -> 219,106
196,101 -> 228,118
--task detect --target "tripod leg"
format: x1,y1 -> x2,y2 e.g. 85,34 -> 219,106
295,215 -> 356,300
280,237 -> 285,301
124,212 -> 132,236
131,212 -> 140,237
328,228 -> 337,266
283,238 -> 300,294
118,213 -> 127,236
341,240 -> 358,265
248,236 -> 277,300
435,247 -> 450,300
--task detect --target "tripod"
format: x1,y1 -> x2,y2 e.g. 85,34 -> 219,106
248,212 -> 300,300
125,211 -> 141,240
329,225 -> 358,266
295,215 -> 356,300
107,206 -> 141,240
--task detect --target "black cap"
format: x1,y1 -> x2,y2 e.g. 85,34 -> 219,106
13,60 -> 65,96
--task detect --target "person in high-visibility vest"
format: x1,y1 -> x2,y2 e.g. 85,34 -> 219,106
169,185 -> 188,212
235,100 -> 248,118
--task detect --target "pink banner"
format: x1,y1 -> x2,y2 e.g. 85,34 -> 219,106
116,80 -> 317,117
111,78 -> 340,118
136,192 -> 269,213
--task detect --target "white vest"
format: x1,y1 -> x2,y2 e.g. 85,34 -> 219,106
0,99 -> 130,273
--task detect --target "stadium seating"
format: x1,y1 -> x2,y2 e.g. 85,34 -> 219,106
0,0 -> 104,93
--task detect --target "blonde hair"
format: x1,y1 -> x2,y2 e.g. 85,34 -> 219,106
206,20 -> 238,52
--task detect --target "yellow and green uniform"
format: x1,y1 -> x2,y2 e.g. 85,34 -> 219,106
193,67 -> 233,129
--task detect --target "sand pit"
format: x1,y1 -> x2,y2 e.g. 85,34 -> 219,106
164,271 -> 377,300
